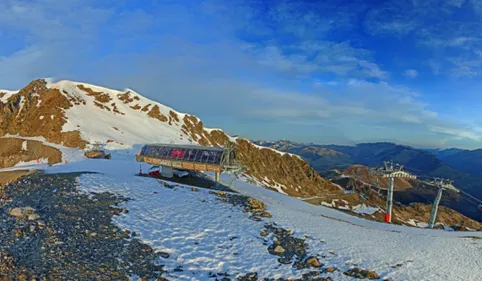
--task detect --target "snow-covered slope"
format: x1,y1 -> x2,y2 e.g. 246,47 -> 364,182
34,152 -> 482,281
0,79 -> 341,197
48,80 -> 195,148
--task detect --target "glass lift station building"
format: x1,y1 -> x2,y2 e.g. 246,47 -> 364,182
136,143 -> 239,182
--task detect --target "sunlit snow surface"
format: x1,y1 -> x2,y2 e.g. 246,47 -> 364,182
36,151 -> 482,281
0,139 -> 480,280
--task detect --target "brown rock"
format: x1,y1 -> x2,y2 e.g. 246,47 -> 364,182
0,80 -> 87,149
245,198 -> 267,213
343,268 -> 380,279
84,150 -> 105,159
273,245 -> 285,254
260,231 -> 268,237
8,208 -> 23,218
147,105 -> 168,122
8,207 -> 36,219
306,257 -> 321,268
260,212 -> 272,218
14,228 -> 23,238
37,220 -> 46,229
324,267 -> 337,273
77,85 -> 111,103
27,214 -> 40,221
215,191 -> 228,198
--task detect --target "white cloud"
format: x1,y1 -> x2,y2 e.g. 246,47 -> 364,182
244,41 -> 387,79
404,69 -> 419,78
0,0 -> 480,147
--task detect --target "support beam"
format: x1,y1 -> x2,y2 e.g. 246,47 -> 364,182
215,171 -> 220,183
385,176 -> 394,223
429,187 -> 444,228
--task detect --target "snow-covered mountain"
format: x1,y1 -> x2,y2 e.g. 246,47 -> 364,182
0,79 -> 340,197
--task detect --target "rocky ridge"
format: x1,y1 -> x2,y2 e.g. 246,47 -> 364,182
0,79 -> 340,198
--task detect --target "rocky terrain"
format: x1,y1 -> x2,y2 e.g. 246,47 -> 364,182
0,138 -> 62,168
256,140 -> 482,223
309,165 -> 482,229
0,171 -> 390,281
0,172 -> 165,280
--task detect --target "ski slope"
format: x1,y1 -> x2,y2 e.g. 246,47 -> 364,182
0,135 -> 481,280
0,148 -> 467,281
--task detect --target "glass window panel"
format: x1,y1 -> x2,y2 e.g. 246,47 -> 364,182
189,149 -> 199,161
194,149 -> 203,162
183,149 -> 191,160
156,147 -> 163,158
212,151 -> 222,164
207,151 -> 215,163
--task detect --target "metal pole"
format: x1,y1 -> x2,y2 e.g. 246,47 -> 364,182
429,187 -> 444,228
385,176 -> 394,223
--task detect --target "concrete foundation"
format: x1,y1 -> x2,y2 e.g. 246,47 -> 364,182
161,166 -> 174,178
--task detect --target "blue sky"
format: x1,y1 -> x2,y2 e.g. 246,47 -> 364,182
2,0 -> 482,149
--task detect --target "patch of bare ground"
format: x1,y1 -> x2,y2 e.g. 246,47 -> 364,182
0,79 -> 87,148
342,165 -> 413,190
64,90 -> 87,106
180,115 -> 342,197
169,110 -> 180,122
0,138 -> 62,168
395,203 -> 482,230
77,84 -> 112,103
147,105 -> 168,122
130,104 -> 142,110
141,104 -> 151,112
111,103 -> 125,115
0,170 -> 31,187
117,91 -> 134,104
305,187 -> 482,230
93,101 -> 111,111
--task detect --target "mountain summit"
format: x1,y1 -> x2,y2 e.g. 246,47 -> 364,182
0,79 -> 339,197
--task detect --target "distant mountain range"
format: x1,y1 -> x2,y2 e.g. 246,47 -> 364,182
253,140 -> 482,200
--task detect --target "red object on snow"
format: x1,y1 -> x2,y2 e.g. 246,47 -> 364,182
384,213 -> 391,223
36,157 -> 39,164
149,170 -> 161,177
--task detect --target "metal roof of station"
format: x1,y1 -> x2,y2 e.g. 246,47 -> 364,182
145,143 -> 226,152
